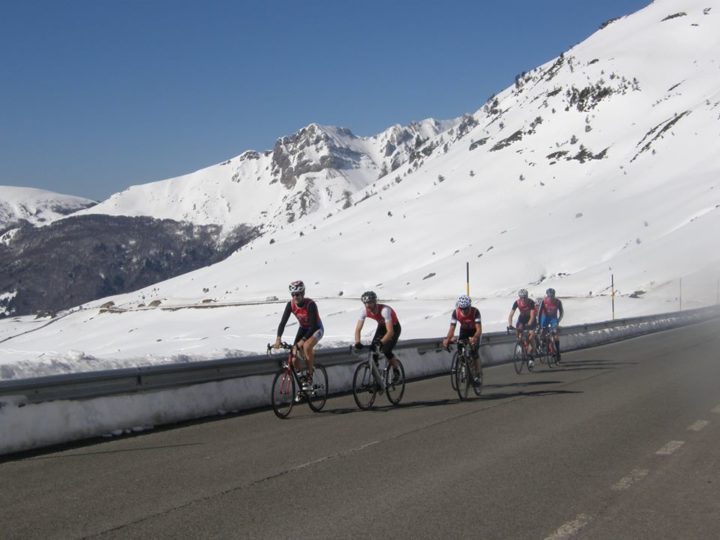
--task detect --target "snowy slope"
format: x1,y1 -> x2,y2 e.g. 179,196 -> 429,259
70,119 -> 459,231
1,0 -> 719,379
0,186 -> 95,232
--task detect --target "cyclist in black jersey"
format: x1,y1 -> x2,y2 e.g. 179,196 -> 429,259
273,280 -> 324,390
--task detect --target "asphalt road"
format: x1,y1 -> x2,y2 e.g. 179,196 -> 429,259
2,319 -> 720,539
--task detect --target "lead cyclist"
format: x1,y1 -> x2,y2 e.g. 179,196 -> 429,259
538,288 -> 564,362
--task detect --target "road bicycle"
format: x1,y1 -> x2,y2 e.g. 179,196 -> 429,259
536,326 -> 559,368
447,338 -> 482,400
267,342 -> 328,419
350,342 -> 406,410
507,326 -> 535,374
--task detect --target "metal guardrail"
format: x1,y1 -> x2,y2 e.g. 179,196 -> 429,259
1,305 -> 718,405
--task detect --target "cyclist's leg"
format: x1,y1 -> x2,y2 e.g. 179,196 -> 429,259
383,324 -> 402,372
550,318 -> 560,359
301,328 -> 323,377
292,328 -> 308,373
460,329 -> 481,380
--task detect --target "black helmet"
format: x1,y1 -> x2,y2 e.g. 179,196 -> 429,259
361,291 -> 377,304
546,288 -> 556,297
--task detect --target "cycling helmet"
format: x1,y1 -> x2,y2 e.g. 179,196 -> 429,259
456,294 -> 472,309
518,288 -> 528,298
546,288 -> 556,297
361,291 -> 377,304
289,280 -> 305,294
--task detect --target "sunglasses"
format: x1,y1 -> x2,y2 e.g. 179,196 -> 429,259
291,292 -> 304,297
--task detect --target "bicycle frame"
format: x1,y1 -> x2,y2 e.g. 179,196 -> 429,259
351,343 -> 406,409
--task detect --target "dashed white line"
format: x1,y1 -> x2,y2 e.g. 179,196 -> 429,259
545,513 -> 592,540
612,468 -> 649,491
656,440 -> 685,455
712,404 -> 720,415
688,420 -> 709,432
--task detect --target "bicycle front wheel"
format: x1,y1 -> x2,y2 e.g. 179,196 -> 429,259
450,351 -> 459,391
307,363 -> 329,412
271,369 -> 296,418
352,362 -> 377,410
455,356 -> 470,400
386,360 -> 405,406
513,343 -> 524,374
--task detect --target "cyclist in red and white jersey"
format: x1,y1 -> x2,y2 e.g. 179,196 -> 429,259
354,291 -> 402,383
442,294 -> 483,386
507,288 -> 538,367
273,280 -> 323,390
538,287 -> 564,361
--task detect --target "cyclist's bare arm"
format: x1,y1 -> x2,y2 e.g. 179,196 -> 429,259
354,319 -> 364,345
507,308 -> 516,328
443,323 -> 457,348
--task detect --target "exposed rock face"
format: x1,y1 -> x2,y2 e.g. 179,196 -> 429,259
0,215 -> 258,317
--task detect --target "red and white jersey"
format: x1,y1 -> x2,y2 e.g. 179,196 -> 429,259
291,297 -> 321,328
450,307 -> 481,332
540,296 -> 563,318
359,303 -> 399,326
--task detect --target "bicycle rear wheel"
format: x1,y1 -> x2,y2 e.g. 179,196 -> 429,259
450,351 -> 459,391
455,356 -> 470,400
386,360 -> 405,406
352,362 -> 378,410
513,343 -> 524,374
307,363 -> 328,412
271,369 -> 296,418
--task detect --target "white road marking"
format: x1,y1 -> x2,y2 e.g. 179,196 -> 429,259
545,513 -> 592,540
688,420 -> 709,432
612,468 -> 649,491
712,404 -> 720,415
656,440 -> 685,455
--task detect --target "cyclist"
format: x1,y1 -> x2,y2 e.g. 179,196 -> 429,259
442,294 -> 483,387
273,280 -> 323,391
538,287 -> 564,362
507,288 -> 538,368
354,291 -> 402,383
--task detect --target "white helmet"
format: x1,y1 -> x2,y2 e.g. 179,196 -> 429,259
456,295 -> 472,309
518,288 -> 528,298
289,280 -> 305,294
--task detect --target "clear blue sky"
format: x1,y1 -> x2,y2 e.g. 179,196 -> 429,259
0,0 -> 649,201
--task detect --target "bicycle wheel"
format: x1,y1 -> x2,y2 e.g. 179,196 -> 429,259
513,342 -> 524,374
450,351 -> 459,391
306,363 -> 328,412
386,359 -> 405,406
547,339 -> 557,367
271,369 -> 296,418
455,356 -> 470,400
472,355 -> 483,396
352,362 -> 377,410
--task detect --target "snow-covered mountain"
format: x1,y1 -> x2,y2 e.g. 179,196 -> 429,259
2,0 -> 720,378
0,186 -> 95,233
70,119 -> 460,231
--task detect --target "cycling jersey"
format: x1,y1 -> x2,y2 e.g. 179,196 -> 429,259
450,307 -> 482,333
511,297 -> 536,316
277,297 -> 323,342
539,297 -> 563,319
359,304 -> 399,326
